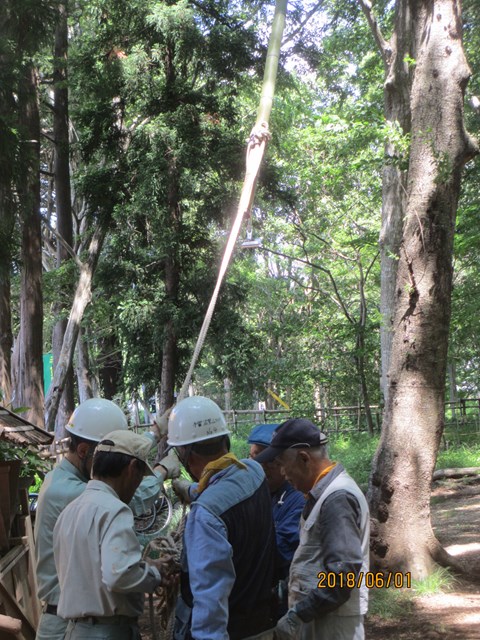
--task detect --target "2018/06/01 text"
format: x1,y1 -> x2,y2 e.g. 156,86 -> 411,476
317,572 -> 412,589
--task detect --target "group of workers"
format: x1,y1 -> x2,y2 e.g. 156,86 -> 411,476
33,395 -> 369,640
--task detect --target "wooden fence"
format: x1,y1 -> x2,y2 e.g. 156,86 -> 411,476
37,398 -> 480,465
224,398 -> 480,441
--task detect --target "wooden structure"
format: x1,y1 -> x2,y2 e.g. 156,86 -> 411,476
0,407 -> 53,640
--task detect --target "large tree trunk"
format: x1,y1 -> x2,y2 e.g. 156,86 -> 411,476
0,107 -> 15,406
52,1 -> 75,428
15,63 -> 44,426
368,0 -> 478,577
0,9 -> 16,405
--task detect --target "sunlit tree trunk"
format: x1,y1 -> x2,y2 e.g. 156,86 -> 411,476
367,0 -> 478,577
76,327 -> 96,403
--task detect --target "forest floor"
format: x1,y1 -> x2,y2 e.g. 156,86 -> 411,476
366,475 -> 480,639
140,476 -> 480,640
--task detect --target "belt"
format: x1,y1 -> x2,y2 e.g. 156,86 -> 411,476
73,615 -> 138,626
45,604 -> 58,615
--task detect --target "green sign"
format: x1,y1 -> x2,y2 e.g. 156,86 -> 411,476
43,353 -> 53,395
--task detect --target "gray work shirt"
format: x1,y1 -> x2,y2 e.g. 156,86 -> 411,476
54,480 -> 161,619
35,458 -> 86,604
34,433 -> 161,606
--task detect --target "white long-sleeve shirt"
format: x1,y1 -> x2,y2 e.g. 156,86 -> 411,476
53,480 -> 161,619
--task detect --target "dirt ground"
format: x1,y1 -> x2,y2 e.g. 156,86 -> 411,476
140,476 -> 480,639
366,476 -> 480,639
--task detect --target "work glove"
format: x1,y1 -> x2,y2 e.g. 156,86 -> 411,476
156,450 -> 181,480
154,407 -> 173,438
274,609 -> 302,640
172,478 -> 194,505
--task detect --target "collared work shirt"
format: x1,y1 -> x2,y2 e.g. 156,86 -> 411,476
34,433 -> 161,607
54,480 -> 161,619
35,458 -> 86,604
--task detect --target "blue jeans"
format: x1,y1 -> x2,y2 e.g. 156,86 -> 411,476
64,619 -> 141,640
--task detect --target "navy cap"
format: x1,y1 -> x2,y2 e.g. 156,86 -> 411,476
255,418 -> 328,463
247,423 -> 279,447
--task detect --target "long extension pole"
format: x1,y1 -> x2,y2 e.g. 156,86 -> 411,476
177,0 -> 288,402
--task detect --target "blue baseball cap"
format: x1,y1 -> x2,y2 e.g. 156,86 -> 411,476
247,423 -> 279,447
255,418 -> 328,463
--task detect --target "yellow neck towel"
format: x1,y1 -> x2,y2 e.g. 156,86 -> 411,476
197,453 -> 247,494
308,462 -> 337,496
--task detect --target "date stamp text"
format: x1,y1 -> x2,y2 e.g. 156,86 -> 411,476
317,571 -> 412,589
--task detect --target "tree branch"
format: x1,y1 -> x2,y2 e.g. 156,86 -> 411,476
260,246 -> 355,325
41,215 -> 83,269
282,0 -> 325,46
357,0 -> 391,67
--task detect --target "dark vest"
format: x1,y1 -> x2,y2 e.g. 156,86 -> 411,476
179,460 -> 276,640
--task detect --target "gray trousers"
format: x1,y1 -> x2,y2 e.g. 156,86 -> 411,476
300,614 -> 364,640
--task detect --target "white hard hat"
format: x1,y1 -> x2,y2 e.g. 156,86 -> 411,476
167,396 -> 230,447
65,398 -> 128,442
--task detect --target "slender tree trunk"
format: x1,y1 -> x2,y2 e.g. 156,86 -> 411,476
447,360 -> 457,417
52,1 -> 75,427
76,327 -> 95,403
98,333 -> 122,400
45,223 -> 108,431
159,259 -> 179,413
356,260 -> 374,435
368,0 -> 478,577
15,63 -> 44,426
159,42 -> 180,413
359,0 -> 413,404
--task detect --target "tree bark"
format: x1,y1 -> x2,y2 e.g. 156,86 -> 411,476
0,232 -> 13,406
0,7 -> 16,405
368,0 -> 478,578
14,63 -> 44,426
52,1 -> 75,428
76,326 -> 97,403
0,127 -> 15,406
359,0 -> 413,404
